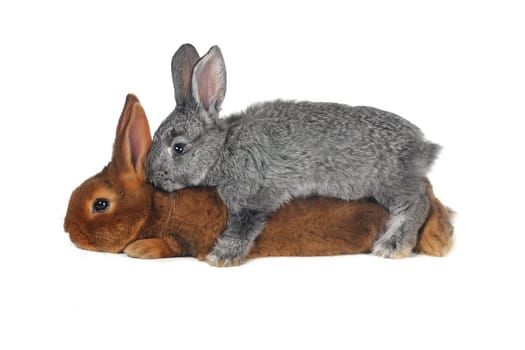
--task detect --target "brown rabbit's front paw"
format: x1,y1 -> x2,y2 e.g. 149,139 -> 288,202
124,239 -> 176,259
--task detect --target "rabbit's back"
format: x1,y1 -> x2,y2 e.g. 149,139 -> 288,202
209,100 -> 439,208
226,100 -> 427,155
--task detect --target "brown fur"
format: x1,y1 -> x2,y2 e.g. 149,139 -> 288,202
414,179 -> 454,256
64,94 -> 454,263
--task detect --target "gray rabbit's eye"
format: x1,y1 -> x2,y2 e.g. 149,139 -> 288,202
92,198 -> 110,213
173,143 -> 186,155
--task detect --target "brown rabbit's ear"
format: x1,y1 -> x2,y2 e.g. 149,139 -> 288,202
116,93 -> 140,137
112,96 -> 151,180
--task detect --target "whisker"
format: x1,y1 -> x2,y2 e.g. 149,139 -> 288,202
163,198 -> 176,239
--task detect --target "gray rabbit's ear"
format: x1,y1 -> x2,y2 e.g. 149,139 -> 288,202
172,43 -> 200,107
192,45 -> 227,125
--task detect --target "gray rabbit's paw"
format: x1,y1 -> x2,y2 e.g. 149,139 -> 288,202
372,236 -> 413,259
206,253 -> 243,267
206,236 -> 248,267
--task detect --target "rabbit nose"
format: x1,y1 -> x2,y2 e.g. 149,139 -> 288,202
150,170 -> 169,187
157,170 -> 169,178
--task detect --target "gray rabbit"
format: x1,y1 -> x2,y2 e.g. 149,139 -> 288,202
147,44 -> 441,266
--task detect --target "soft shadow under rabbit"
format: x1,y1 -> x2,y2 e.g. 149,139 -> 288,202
64,94 -> 453,262
147,44 -> 442,265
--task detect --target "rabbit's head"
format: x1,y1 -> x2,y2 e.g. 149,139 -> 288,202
64,94 -> 153,253
147,44 -> 227,192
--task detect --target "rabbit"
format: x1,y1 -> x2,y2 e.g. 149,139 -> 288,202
146,44 -> 442,266
64,94 -> 453,261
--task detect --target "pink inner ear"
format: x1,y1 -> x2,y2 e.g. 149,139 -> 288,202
130,128 -> 141,167
198,64 -> 213,111
117,94 -> 140,136
195,52 -> 225,112
128,114 -> 149,169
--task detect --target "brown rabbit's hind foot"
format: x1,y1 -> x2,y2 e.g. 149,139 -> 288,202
415,230 -> 454,257
415,205 -> 455,257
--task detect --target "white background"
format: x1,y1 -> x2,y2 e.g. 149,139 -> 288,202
1,1 -> 524,349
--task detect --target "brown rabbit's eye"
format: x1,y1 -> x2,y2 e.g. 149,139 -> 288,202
92,198 -> 110,213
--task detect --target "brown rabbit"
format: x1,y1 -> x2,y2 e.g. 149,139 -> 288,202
64,94 -> 453,264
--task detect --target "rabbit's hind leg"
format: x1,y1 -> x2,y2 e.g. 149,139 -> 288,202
372,182 -> 430,259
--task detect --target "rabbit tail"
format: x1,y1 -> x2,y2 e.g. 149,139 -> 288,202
414,141 -> 441,176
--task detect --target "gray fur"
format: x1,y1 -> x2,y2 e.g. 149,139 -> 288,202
147,44 -> 441,265
172,43 -> 200,107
